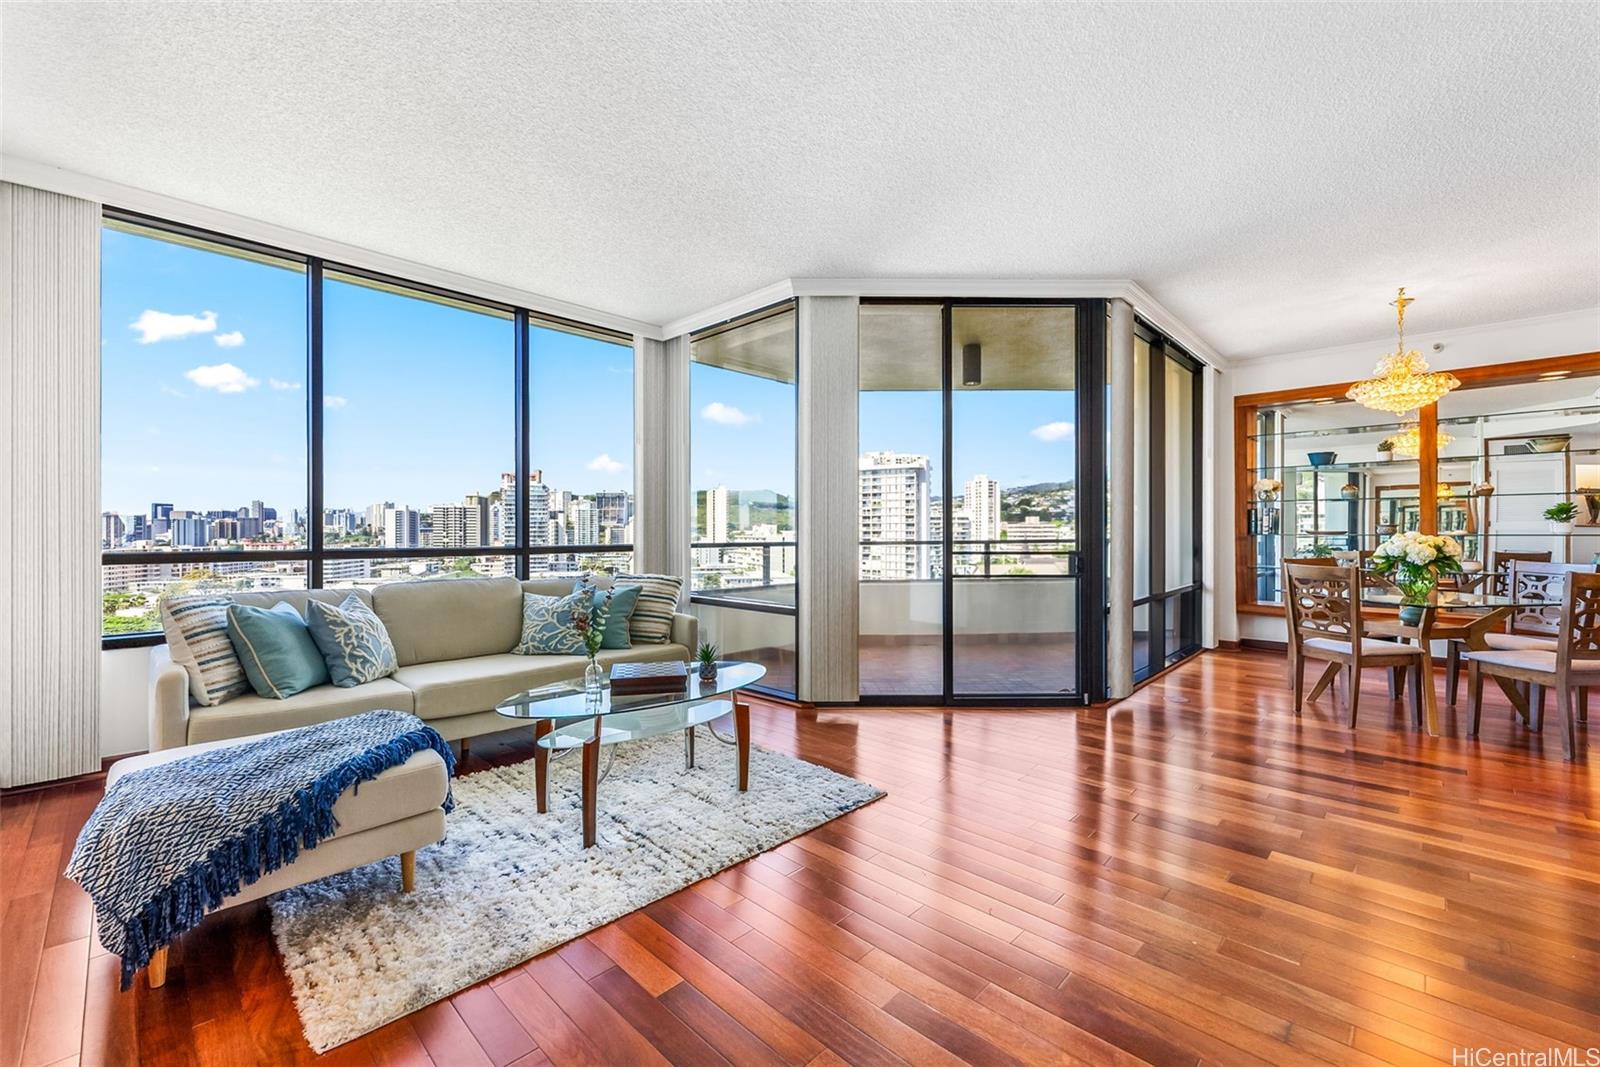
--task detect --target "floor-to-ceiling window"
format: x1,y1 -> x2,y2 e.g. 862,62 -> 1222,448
857,301 -> 1094,703
98,211 -> 635,643
688,305 -> 797,697
1132,323 -> 1204,679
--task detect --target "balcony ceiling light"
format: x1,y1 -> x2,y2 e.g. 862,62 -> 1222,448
1346,288 -> 1460,414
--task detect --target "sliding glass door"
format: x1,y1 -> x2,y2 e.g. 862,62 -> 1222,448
859,301 -> 1094,704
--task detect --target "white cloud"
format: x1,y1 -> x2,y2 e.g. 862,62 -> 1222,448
268,378 -> 301,391
324,395 -> 349,409
586,453 -> 626,475
213,330 -> 245,348
1030,421 -> 1074,442
131,309 -> 217,344
701,401 -> 758,426
184,362 -> 259,393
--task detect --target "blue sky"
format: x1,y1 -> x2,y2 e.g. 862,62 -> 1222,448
102,225 -> 1076,519
102,226 -> 633,518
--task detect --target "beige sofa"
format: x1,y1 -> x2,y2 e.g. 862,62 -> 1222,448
149,576 -> 696,752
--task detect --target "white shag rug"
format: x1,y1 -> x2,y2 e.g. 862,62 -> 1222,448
268,728 -> 883,1051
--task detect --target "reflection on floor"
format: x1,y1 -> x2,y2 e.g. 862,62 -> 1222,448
860,635 -> 1077,696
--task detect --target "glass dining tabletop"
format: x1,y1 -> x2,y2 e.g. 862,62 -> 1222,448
494,660 -> 768,723
1358,589 -> 1521,609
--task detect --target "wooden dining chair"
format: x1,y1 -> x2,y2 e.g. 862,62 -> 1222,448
1282,556 -> 1338,689
1284,562 -> 1428,727
1490,550 -> 1553,596
1466,570 -> 1600,761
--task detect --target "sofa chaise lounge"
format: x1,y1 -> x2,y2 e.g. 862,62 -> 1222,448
149,575 -> 697,752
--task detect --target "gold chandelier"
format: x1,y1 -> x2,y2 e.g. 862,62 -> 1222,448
1389,421 -> 1452,458
1346,288 -> 1460,413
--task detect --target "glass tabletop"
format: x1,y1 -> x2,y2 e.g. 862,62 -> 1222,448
1358,590 -> 1518,609
494,660 -> 767,722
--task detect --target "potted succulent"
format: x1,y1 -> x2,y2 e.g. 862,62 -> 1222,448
696,640 -> 720,682
1376,437 -> 1396,461
1545,500 -> 1578,535
1371,530 -> 1465,624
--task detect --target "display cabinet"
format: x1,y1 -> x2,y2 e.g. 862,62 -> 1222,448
1235,351 -> 1600,614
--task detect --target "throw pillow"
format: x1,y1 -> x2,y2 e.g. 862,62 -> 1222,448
226,602 -> 330,700
512,591 -> 589,655
160,593 -> 251,706
612,572 -> 684,645
573,580 -> 640,650
305,594 -> 399,687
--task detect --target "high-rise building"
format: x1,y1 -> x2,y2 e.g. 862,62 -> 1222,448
249,499 -> 265,519
149,502 -> 174,539
429,502 -> 483,548
963,474 -> 1002,542
170,516 -> 209,548
384,506 -> 422,549
101,512 -> 125,548
498,472 -> 550,547
366,501 -> 395,538
463,493 -> 490,541
706,485 -> 730,542
571,499 -> 600,545
127,514 -> 148,543
858,451 -> 931,580
594,491 -> 630,528
213,517 -> 241,540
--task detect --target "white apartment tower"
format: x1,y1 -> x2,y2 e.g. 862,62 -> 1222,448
858,451 -> 931,580
383,506 -> 422,549
706,485 -> 730,542
964,474 -> 1002,542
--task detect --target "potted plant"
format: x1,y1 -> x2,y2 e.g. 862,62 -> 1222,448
1370,530 -> 1465,624
1545,500 -> 1578,535
1376,437 -> 1395,461
1307,542 -> 1336,558
696,640 -> 720,682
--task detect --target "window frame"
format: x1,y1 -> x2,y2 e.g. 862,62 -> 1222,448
100,208 -> 634,649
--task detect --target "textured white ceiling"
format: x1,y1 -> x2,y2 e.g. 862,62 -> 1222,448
3,1 -> 1597,359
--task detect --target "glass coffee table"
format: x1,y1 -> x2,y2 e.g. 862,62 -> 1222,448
494,661 -> 766,847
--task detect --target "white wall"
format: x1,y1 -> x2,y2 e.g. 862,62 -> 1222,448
1217,307 -> 1600,645
101,646 -> 153,757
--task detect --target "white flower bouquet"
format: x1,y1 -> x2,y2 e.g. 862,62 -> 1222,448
1370,530 -> 1464,603
1253,477 -> 1282,501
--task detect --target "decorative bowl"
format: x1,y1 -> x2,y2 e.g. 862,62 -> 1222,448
1307,451 -> 1337,467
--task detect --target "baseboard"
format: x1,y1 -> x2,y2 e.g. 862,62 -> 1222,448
1216,639 -> 1242,651
1240,638 -> 1288,653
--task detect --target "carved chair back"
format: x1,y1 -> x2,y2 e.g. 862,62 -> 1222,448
1492,550 -> 1553,597
1284,562 -> 1361,645
1508,561 -> 1599,637
1561,571 -> 1600,667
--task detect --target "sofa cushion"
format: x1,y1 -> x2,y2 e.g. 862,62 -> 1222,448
227,602 -> 330,699
575,580 -> 640,649
512,591 -> 589,655
107,734 -> 446,839
161,594 -> 253,707
373,576 -> 522,666
392,644 -> 693,721
613,573 -> 683,644
307,595 -> 400,687
393,653 -> 587,720
184,678 -> 415,744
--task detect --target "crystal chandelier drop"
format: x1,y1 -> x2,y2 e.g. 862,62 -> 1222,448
1390,421 -> 1452,459
1346,288 -> 1460,413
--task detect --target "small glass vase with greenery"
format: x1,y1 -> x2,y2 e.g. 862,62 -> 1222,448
696,640 -> 720,682
1371,531 -> 1464,621
570,588 -> 612,698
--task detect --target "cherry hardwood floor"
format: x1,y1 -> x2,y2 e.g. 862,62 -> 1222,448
3,649 -> 1597,1066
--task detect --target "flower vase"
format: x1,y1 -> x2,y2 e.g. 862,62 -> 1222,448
584,655 -> 603,701
1397,574 -> 1435,626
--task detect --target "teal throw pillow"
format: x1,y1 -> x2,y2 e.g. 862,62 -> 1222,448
226,602 -> 330,700
573,580 -> 640,650
305,594 -> 399,687
513,591 -> 588,655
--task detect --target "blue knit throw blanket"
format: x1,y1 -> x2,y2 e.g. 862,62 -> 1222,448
66,709 -> 455,989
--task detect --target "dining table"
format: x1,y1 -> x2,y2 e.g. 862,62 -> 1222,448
1346,586 -> 1536,736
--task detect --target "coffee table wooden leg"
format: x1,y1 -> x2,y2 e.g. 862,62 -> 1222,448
581,722 -> 600,848
533,719 -> 552,814
734,698 -> 750,792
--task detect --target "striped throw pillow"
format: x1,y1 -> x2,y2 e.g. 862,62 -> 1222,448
613,572 -> 683,645
160,594 -> 251,706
